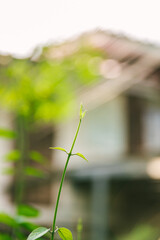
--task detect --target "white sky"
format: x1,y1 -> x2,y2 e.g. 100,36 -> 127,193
0,0 -> 160,57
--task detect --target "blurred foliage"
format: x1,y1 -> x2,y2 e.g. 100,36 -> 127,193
118,224 -> 160,240
0,128 -> 16,139
0,128 -> 42,240
0,42 -> 105,124
0,212 -> 39,240
5,150 -> 20,162
77,218 -> 83,240
17,205 -> 39,218
0,39 -> 106,239
0,233 -> 12,240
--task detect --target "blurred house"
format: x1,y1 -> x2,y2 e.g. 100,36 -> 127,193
0,31 -> 160,240
51,31 -> 160,240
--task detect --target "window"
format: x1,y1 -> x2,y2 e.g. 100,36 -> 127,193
127,95 -> 160,156
127,96 -> 144,154
143,104 -> 160,154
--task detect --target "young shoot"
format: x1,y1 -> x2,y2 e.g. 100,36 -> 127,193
27,104 -> 87,240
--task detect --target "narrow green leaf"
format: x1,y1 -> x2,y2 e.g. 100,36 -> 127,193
49,147 -> 68,154
73,153 -> 88,162
0,213 -> 17,227
0,129 -> 16,139
5,150 -> 20,162
17,204 -> 39,218
58,227 -> 73,240
25,167 -> 44,178
30,151 -> 46,164
27,227 -> 50,240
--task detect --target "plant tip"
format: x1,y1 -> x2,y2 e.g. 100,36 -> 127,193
79,103 -> 86,119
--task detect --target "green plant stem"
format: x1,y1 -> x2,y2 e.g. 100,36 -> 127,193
51,118 -> 82,240
15,114 -> 29,206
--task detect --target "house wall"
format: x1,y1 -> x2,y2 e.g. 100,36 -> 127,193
143,101 -> 160,154
50,95 -> 129,233
0,111 -> 14,215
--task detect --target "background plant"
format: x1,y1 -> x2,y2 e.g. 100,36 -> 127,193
0,128 -> 40,240
0,40 -> 105,239
117,224 -> 159,240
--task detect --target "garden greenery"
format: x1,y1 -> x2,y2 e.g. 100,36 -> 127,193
0,37 -> 105,240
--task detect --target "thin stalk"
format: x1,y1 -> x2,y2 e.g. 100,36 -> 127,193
77,218 -> 83,240
15,115 -> 29,205
51,119 -> 82,240
13,115 -> 29,239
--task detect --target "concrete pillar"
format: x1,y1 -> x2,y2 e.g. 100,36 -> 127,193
91,178 -> 110,240
0,111 -> 14,214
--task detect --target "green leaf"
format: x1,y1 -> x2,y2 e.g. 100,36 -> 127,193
30,151 -> 46,164
17,204 -> 39,218
25,167 -> 44,178
2,167 -> 15,175
49,147 -> 68,154
27,227 -> 50,240
58,227 -> 73,240
0,233 -> 12,240
0,129 -> 16,139
79,104 -> 86,119
5,150 -> 20,162
0,213 -> 17,227
73,153 -> 88,162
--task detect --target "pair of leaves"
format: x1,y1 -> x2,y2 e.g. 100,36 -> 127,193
3,150 -> 20,175
50,147 -> 88,162
3,166 -> 44,178
3,150 -> 46,177
26,151 -> 46,177
5,150 -> 46,164
27,227 -> 73,240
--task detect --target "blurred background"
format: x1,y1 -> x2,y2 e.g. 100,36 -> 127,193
0,1 -> 160,240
